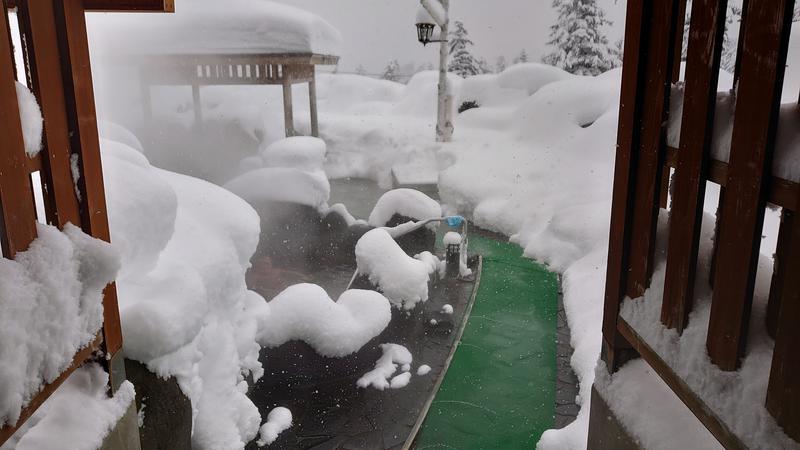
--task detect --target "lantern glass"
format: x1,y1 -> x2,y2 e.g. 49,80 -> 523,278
416,23 -> 435,45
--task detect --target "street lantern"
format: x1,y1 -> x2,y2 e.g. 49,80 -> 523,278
416,22 -> 436,46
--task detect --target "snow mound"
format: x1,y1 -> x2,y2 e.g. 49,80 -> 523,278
98,121 -> 144,153
443,232 -> 462,246
417,365 -> 432,376
224,167 -> 330,210
415,251 -> 444,278
256,284 -> 392,358
368,188 -> 442,228
15,82 -> 42,157
256,407 -> 292,447
8,364 -> 135,450
89,0 -> 342,56
355,229 -> 432,310
497,63 -> 572,95
260,136 -> 327,172
441,304 -> 454,315
357,344 -> 413,391
0,223 -> 119,427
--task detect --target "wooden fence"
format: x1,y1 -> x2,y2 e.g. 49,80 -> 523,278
0,0 -> 171,445
601,0 -> 798,447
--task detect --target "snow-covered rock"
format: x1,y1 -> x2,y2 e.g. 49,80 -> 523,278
368,189 -> 442,228
223,167 -> 330,211
256,407 -> 292,447
260,136 -> 327,172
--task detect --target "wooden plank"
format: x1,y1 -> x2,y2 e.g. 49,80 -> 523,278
625,0 -> 680,299
765,197 -> 800,442
661,0 -> 728,333
0,9 -> 37,257
707,0 -> 794,371
16,0 -> 83,228
617,318 -> 747,450
766,209 -> 793,338
0,333 -> 103,446
601,1 -> 647,372
53,0 -> 123,359
7,0 -> 174,12
664,146 -> 799,211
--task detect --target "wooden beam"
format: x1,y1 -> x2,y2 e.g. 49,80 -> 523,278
625,0 -> 681,299
707,0 -> 794,371
309,71 -> 318,137
617,318 -> 747,450
6,0 -> 174,12
0,8 -> 37,257
767,209 -> 794,338
661,0 -> 728,333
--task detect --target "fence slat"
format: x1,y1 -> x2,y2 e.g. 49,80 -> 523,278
661,0 -> 728,332
0,9 -> 37,257
707,0 -> 794,371
766,193 -> 800,442
16,0 -> 82,228
601,1 -> 647,372
625,0 -> 680,299
53,0 -> 123,358
767,209 -> 793,338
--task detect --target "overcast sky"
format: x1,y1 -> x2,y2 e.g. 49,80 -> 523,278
271,0 -> 627,74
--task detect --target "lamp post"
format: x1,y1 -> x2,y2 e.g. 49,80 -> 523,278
415,0 -> 453,143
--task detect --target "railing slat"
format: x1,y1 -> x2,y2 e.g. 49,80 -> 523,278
661,0 -> 728,333
707,0 -> 794,371
625,0 -> 681,299
0,8 -> 37,257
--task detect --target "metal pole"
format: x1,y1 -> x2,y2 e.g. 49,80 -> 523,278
436,0 -> 453,142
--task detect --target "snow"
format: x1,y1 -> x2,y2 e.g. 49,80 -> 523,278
496,63 -> 573,96
88,0 -> 342,56
443,231 -> 462,246
355,229 -> 432,310
223,167 -> 331,211
441,304 -> 454,315
356,344 -> 413,391
15,82 -> 43,157
100,137 -> 267,449
260,137 -> 327,173
414,251 -> 445,278
667,84 -> 800,182
70,154 -> 82,202
256,284 -> 392,358
256,407 -> 292,447
368,189 -> 442,228
1,364 -> 136,450
417,1 -> 446,26
0,223 -> 119,428
416,365 -> 432,376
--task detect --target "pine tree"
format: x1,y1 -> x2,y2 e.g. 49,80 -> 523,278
355,65 -> 368,76
542,0 -> 616,76
495,55 -> 507,73
382,60 -> 401,82
513,49 -> 529,64
477,57 -> 492,74
447,21 -> 481,77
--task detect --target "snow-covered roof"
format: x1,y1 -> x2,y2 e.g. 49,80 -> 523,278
88,0 -> 342,57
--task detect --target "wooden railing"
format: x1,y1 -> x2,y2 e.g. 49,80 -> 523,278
601,0 -> 798,447
0,0 -> 170,445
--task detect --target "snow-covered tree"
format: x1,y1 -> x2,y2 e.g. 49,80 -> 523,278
477,57 -> 492,74
495,55 -> 507,73
513,49 -> 529,64
355,65 -> 368,76
382,60 -> 401,82
794,4 -> 800,22
542,0 -> 616,76
448,21 -> 481,77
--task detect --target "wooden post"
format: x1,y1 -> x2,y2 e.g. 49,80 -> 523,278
282,69 -> 294,137
767,208 -> 794,338
192,83 -> 202,126
707,0 -> 794,371
309,71 -> 318,137
0,8 -> 38,257
661,0 -> 728,333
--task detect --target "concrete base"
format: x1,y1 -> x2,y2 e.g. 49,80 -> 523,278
99,401 -> 142,450
587,385 -> 642,450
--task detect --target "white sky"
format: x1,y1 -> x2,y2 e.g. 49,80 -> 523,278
271,0 -> 627,74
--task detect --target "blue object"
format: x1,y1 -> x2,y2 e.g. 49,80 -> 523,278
445,216 -> 465,227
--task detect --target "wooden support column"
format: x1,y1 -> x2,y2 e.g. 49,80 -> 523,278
661,0 -> 728,333
707,0 -> 794,371
767,208 -> 794,338
52,0 -> 124,386
601,1 -> 648,373
0,9 -> 37,257
309,71 -> 319,137
766,196 -> 800,441
625,0 -> 681,299
282,70 -> 294,137
192,83 -> 202,126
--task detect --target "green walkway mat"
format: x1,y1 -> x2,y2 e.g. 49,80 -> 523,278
416,234 -> 559,449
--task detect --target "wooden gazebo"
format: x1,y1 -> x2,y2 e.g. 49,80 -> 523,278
137,52 -> 338,137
